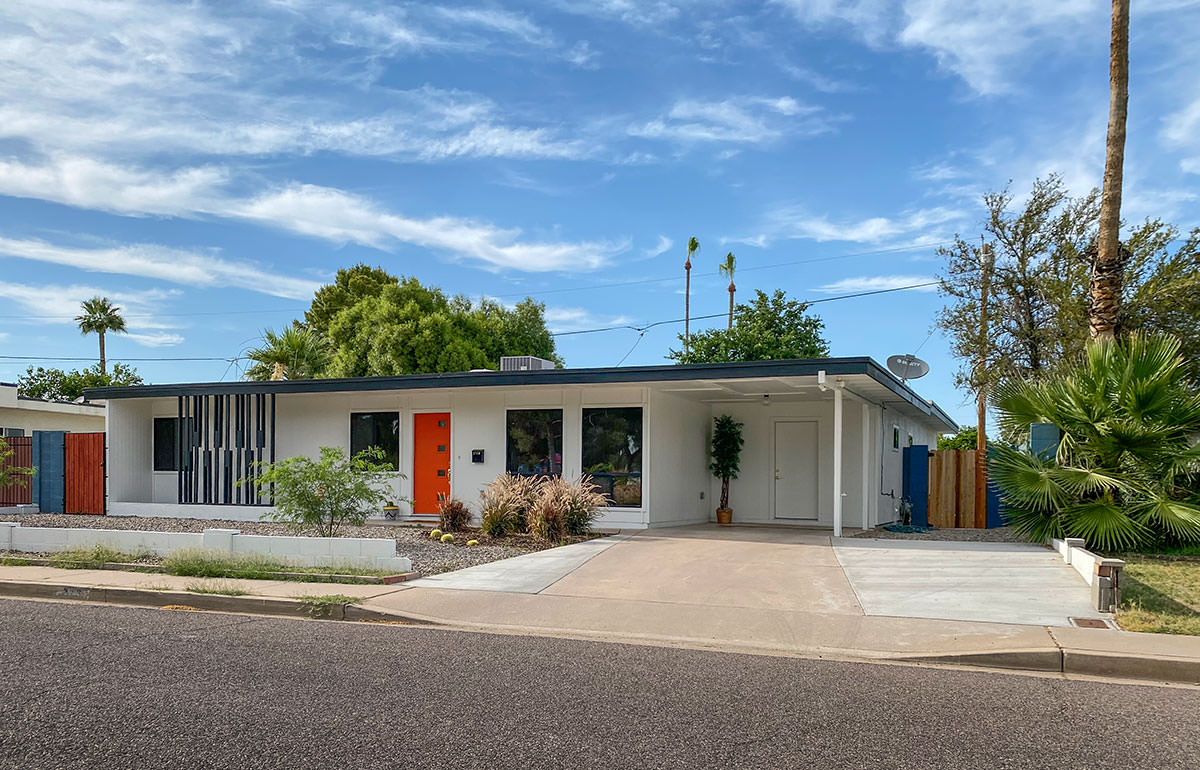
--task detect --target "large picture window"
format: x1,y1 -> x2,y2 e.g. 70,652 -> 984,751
350,412 -> 400,470
153,417 -> 178,471
582,407 -> 643,507
506,409 -> 563,477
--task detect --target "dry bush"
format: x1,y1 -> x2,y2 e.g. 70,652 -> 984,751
438,498 -> 472,532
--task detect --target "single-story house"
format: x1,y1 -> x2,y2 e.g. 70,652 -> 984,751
0,382 -> 105,437
86,357 -> 956,532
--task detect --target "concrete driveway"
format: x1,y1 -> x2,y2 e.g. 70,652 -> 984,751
833,538 -> 1106,627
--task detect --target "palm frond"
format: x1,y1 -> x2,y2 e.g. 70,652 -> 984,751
1127,497 -> 1200,544
1059,501 -> 1149,551
1046,466 -> 1127,497
987,445 -> 1066,511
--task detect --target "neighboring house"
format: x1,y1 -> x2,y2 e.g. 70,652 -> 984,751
0,382 -> 105,436
86,357 -> 955,530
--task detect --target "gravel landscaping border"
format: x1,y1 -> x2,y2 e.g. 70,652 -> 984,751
0,513 -> 599,575
851,525 -> 1030,543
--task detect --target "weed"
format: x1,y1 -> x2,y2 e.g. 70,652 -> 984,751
297,593 -> 355,617
185,579 -> 250,596
48,544 -> 136,569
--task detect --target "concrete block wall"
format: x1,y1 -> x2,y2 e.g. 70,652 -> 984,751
1050,537 -> 1124,612
0,523 -> 411,572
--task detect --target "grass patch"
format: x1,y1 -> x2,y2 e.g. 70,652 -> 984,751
0,556 -> 33,566
1115,558 -> 1200,635
185,579 -> 251,596
48,544 -> 141,569
297,593 -> 356,617
161,549 -> 390,583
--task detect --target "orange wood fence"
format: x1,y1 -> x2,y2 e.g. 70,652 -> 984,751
927,449 -> 980,528
64,432 -> 105,515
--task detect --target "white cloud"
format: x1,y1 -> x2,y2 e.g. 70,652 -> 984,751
544,307 -> 634,333
0,156 -> 625,273
0,280 -> 183,345
0,237 -> 320,300
631,96 -> 838,145
745,205 -> 965,245
816,274 -> 939,293
643,235 -> 674,258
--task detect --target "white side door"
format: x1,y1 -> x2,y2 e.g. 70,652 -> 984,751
773,420 -> 819,520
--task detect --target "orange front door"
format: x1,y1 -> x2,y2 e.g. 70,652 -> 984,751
413,413 -> 451,514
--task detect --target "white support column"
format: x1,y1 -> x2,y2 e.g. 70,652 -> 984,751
833,381 -> 844,537
861,401 -> 872,530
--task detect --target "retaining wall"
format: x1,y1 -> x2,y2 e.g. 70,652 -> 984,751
0,523 -> 411,572
1050,536 -> 1124,613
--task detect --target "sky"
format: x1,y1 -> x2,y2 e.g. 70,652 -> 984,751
1,0 -> 1198,426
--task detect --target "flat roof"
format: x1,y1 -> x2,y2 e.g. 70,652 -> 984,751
85,357 -> 957,431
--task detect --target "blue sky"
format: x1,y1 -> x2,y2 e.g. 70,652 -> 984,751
1,1 -> 1197,425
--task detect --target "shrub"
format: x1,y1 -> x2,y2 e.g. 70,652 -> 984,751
526,476 -> 608,541
479,474 -> 542,537
0,437 -> 34,492
991,333 -> 1200,550
247,446 -> 402,538
438,498 -> 471,531
709,415 -> 744,510
430,529 -> 443,539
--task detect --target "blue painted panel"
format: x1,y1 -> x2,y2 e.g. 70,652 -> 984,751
1030,423 -> 1061,461
902,445 -> 929,528
985,446 -> 1006,528
32,431 -> 65,514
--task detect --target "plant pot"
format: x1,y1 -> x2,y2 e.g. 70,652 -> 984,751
716,508 -> 733,527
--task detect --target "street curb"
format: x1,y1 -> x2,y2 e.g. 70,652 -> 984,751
0,579 -> 435,625
900,648 -> 1200,685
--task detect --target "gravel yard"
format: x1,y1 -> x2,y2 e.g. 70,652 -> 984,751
852,525 -> 1029,543
0,513 -> 587,575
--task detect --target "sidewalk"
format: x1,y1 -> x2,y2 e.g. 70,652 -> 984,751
1,562 -> 1199,685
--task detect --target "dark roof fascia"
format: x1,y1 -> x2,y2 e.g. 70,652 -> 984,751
13,394 -> 106,409
85,357 -> 954,428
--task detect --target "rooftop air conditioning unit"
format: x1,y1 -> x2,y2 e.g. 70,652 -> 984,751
500,356 -> 556,372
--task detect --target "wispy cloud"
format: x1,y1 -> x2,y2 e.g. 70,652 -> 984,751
816,274 -> 939,293
0,281 -> 183,345
631,96 -> 839,145
0,237 -> 320,300
545,306 -> 634,332
734,204 -> 965,247
643,235 -> 674,258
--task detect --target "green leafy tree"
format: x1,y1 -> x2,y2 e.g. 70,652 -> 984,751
669,289 -> 830,364
0,438 -> 35,492
938,176 -> 1200,392
937,426 -> 984,451
305,264 -> 399,339
244,325 -> 331,381
74,296 -> 127,374
323,276 -> 561,376
989,333 -> 1200,551
17,363 -> 142,401
248,446 -> 402,538
709,415 -> 744,511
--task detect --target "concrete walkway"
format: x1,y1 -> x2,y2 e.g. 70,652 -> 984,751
833,538 -> 1105,627
405,533 -> 633,594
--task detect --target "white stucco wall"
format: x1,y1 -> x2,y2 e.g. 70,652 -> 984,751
0,384 -> 105,435
647,390 -> 711,527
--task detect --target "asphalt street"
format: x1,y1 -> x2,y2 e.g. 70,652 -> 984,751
0,599 -> 1196,769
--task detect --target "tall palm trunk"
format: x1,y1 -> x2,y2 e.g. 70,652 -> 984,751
684,261 -> 691,354
98,330 -> 107,375
1090,0 -> 1130,340
727,281 -> 735,330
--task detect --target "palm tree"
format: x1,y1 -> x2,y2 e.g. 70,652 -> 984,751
245,326 -> 331,381
684,237 -> 699,354
1090,0 -> 1130,339
74,296 -> 127,375
719,252 -> 736,329
989,333 -> 1200,551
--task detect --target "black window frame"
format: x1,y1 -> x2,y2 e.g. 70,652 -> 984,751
350,411 -> 400,471
582,406 -> 644,508
153,417 -> 179,472
505,408 -> 564,477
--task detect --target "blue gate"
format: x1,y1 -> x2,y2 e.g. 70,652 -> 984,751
31,430 -> 65,514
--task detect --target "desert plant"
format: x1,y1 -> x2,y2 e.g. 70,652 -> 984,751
466,539 -> 479,547
247,446 -> 400,538
440,533 -> 454,543
709,415 -> 744,511
525,476 -> 607,541
479,473 -> 542,537
438,498 -> 471,531
0,437 -> 34,492
990,333 -> 1200,550
430,529 -> 443,539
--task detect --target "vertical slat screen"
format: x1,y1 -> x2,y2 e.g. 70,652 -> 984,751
177,392 -> 276,506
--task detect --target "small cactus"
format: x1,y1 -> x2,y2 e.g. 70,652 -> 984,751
466,539 -> 480,547
430,529 -> 443,539
440,533 -> 455,543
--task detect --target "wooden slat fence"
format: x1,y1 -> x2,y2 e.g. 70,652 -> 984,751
64,432 -> 105,515
927,449 -> 978,528
0,436 -> 34,506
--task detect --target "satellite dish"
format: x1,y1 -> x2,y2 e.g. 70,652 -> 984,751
887,354 -> 930,382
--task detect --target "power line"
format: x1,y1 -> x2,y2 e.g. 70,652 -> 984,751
551,280 -> 940,338
496,241 -> 953,299
0,355 -> 232,362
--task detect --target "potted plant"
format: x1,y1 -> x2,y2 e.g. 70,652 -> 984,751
709,415 -> 743,526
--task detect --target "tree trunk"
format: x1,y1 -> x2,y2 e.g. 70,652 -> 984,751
727,283 -> 735,330
1090,0 -> 1130,340
684,262 -> 691,355
720,476 -> 730,509
98,331 -> 107,375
